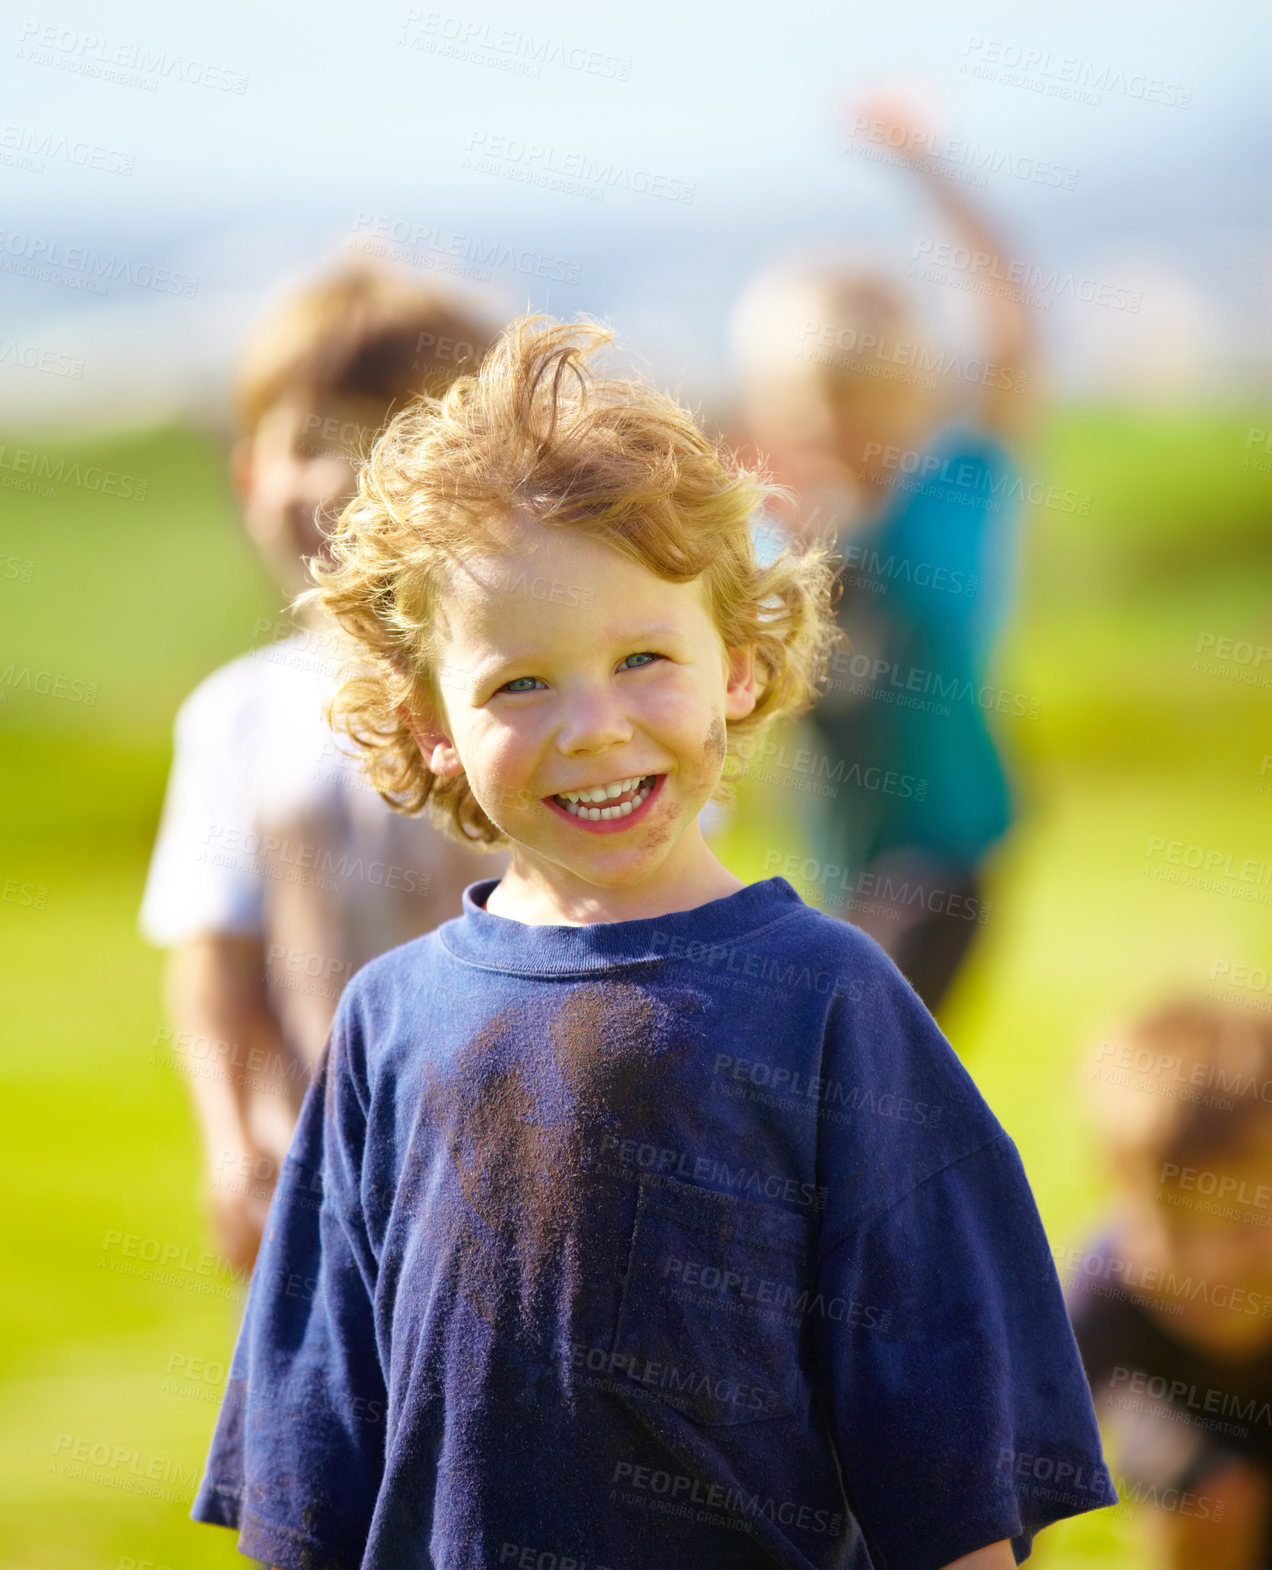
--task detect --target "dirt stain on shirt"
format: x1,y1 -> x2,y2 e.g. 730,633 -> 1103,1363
424,979 -> 695,1350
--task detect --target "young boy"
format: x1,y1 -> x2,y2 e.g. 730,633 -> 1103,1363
1069,1000 -> 1272,1568
190,316 -> 1116,1569
139,263 -> 505,1267
730,89 -> 1036,1014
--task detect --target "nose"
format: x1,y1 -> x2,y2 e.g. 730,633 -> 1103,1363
555,686 -> 633,756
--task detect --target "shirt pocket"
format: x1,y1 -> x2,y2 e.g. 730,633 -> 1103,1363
610,1171 -> 814,1426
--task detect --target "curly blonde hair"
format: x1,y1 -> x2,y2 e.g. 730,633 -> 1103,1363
295,314 -> 844,847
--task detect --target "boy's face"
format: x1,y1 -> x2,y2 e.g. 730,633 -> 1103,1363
233,397 -> 365,600
409,514 -> 756,912
1130,1127 -> 1272,1354
747,371 -> 933,501
826,374 -> 935,482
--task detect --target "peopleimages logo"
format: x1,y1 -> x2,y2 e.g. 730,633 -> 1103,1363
1110,1366 -> 1272,1428
0,337 -> 85,378
16,21 -> 250,93
1145,836 -> 1272,888
1,122 -> 135,176
797,317 -> 1028,393
1191,631 -> 1272,691
0,230 -> 198,297
401,10 -> 633,81
0,443 -> 147,499
463,131 -> 696,205
651,932 -> 863,1001
862,439 -> 1091,514
0,664 -> 99,705
959,36 -> 1191,109
350,211 -> 583,286
911,238 -> 1142,313
846,113 -> 1080,190
609,1459 -> 846,1536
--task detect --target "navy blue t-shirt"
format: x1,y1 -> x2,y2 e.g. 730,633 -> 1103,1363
191,876 -> 1117,1568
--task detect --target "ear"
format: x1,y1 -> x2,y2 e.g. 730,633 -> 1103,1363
399,703 -> 465,778
231,435 -> 276,555
230,436 -> 254,511
722,642 -> 758,721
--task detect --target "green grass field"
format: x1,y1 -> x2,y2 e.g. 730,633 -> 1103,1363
1,410 -> 1268,1567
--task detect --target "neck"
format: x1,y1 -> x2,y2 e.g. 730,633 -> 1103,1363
486,828 -> 745,926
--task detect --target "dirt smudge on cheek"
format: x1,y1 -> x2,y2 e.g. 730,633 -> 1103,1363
642,816 -> 679,856
703,714 -> 726,767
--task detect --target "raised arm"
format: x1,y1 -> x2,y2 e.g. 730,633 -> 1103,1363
846,89 -> 1039,443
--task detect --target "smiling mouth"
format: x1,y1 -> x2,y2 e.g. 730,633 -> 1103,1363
551,774 -> 659,821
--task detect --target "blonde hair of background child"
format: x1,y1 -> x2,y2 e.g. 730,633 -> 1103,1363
1084,998 -> 1272,1194
234,261 -> 498,437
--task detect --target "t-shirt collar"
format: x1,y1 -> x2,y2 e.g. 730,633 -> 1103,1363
440,876 -> 805,976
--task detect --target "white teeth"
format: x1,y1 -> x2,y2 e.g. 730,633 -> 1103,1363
556,776 -> 657,820
558,774 -> 646,804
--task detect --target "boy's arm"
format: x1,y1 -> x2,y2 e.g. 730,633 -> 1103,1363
812,950 -> 1118,1562
164,933 -> 297,1269
816,1137 -> 1117,1562
846,90 -> 1039,444
191,1008 -> 387,1563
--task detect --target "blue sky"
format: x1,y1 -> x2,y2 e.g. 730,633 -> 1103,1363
2,0 -> 1266,423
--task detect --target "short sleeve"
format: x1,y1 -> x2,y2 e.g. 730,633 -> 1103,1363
814,1134 -> 1119,1568
190,995 -> 387,1568
138,680 -> 266,946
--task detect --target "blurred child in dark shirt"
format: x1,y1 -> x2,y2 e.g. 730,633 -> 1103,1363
1067,999 -> 1272,1568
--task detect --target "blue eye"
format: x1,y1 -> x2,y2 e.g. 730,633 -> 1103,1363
497,655 -> 661,694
